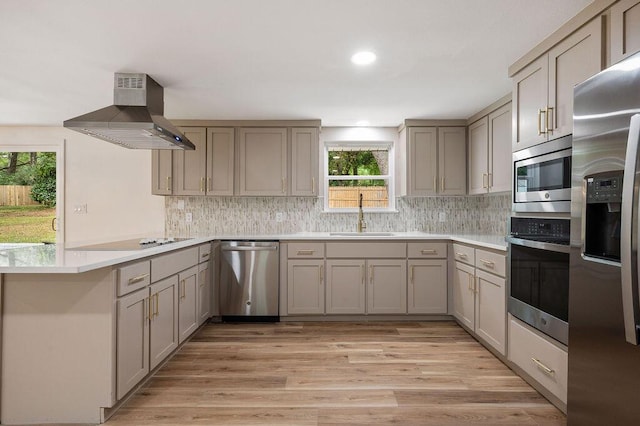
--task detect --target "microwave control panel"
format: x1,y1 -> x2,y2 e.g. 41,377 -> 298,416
586,171 -> 623,204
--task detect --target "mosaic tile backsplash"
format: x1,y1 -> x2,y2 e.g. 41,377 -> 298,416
165,193 -> 511,237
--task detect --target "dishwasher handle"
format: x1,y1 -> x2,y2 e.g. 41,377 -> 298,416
222,246 -> 278,252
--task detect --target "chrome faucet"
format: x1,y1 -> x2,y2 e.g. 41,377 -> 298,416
357,193 -> 367,233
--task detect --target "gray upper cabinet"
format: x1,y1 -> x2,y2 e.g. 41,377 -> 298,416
238,127 -> 288,196
151,150 -> 173,195
512,18 -> 603,152
290,127 -> 319,196
468,102 -> 511,195
611,0 -> 640,64
174,127 -> 207,195
402,126 -> 465,196
438,127 -> 466,195
206,127 -> 235,196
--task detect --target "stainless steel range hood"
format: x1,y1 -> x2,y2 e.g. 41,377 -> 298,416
63,73 -> 195,150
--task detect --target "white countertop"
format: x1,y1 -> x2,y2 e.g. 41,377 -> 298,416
0,232 -> 506,273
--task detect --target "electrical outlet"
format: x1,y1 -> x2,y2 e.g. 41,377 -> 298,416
275,212 -> 285,223
73,204 -> 87,214
185,212 -> 193,223
438,212 -> 446,222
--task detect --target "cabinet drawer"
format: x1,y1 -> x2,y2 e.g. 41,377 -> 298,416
151,247 -> 199,282
288,242 -> 325,259
198,243 -> 212,263
508,317 -> 568,403
117,260 -> 151,296
475,248 -> 506,277
452,243 -> 474,265
408,242 -> 447,258
326,242 -> 406,258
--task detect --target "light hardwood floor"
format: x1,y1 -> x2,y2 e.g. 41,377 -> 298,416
106,321 -> 566,425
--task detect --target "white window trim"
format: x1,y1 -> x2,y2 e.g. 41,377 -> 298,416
323,141 -> 396,213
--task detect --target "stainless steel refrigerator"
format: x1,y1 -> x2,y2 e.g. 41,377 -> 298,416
570,50 -> 640,424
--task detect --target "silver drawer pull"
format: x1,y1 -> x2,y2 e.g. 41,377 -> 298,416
480,259 -> 495,268
297,250 -> 315,255
455,252 -> 468,259
421,249 -> 437,254
531,358 -> 555,376
128,273 -> 149,285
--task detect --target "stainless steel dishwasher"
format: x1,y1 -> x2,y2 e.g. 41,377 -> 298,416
219,241 -> 279,321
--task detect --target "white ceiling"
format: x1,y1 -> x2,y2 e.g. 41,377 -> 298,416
0,0 -> 593,127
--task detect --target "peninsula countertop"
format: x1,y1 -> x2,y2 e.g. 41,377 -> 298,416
0,232 -> 507,273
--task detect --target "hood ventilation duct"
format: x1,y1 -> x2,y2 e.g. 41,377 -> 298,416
63,73 -> 195,150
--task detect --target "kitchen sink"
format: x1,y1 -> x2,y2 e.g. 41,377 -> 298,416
329,232 -> 396,237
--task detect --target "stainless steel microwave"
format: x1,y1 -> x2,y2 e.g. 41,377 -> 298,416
513,135 -> 572,213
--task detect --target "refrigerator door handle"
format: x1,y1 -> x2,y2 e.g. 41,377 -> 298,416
621,114 -> 640,345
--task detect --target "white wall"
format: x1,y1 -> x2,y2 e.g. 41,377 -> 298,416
0,127 -> 164,246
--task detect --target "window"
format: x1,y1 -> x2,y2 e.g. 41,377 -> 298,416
324,141 -> 395,212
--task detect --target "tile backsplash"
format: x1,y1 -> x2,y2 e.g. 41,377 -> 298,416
165,193 -> 511,237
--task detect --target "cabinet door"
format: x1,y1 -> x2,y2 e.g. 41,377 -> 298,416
512,55 -> 549,151
287,260 -> 325,314
475,270 -> 506,355
452,261 -> 475,330
197,261 -> 212,325
611,0 -> 640,64
291,127 -> 319,196
151,150 -> 173,195
548,17 -> 603,139
174,127 -> 207,195
407,127 -> 438,195
206,127 -> 234,195
408,260 -> 447,314
367,260 -> 407,314
178,265 -> 199,343
438,127 -> 466,195
238,127 -> 288,196
116,288 -> 149,400
468,118 -> 489,195
326,259 -> 366,314
149,276 -> 179,370
488,103 -> 512,193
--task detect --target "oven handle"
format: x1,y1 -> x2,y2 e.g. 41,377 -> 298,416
506,236 -> 570,254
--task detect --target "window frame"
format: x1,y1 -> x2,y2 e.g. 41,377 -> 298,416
323,140 -> 396,213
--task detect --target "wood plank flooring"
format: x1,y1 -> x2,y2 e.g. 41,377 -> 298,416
106,321 -> 566,425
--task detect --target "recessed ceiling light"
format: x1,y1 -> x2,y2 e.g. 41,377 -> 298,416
356,120 -> 370,127
351,51 -> 376,66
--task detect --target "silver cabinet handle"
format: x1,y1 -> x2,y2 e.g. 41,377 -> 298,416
545,107 -> 554,133
483,173 -> 488,189
531,358 -> 555,376
297,250 -> 315,255
421,249 -> 436,255
166,176 -> 171,191
128,273 -> 149,285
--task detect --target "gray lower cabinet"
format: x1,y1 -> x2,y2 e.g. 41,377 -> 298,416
178,265 -> 199,343
116,287 -> 150,400
407,259 -> 447,314
326,259 -> 366,314
116,245 -> 211,401
287,259 -> 325,314
197,260 -> 212,324
149,275 -> 179,370
367,259 -> 407,314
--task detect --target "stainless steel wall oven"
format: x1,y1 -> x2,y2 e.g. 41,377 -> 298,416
513,135 -> 572,213
507,217 -> 570,345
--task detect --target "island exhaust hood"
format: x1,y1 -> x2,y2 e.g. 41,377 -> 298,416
63,73 -> 195,150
